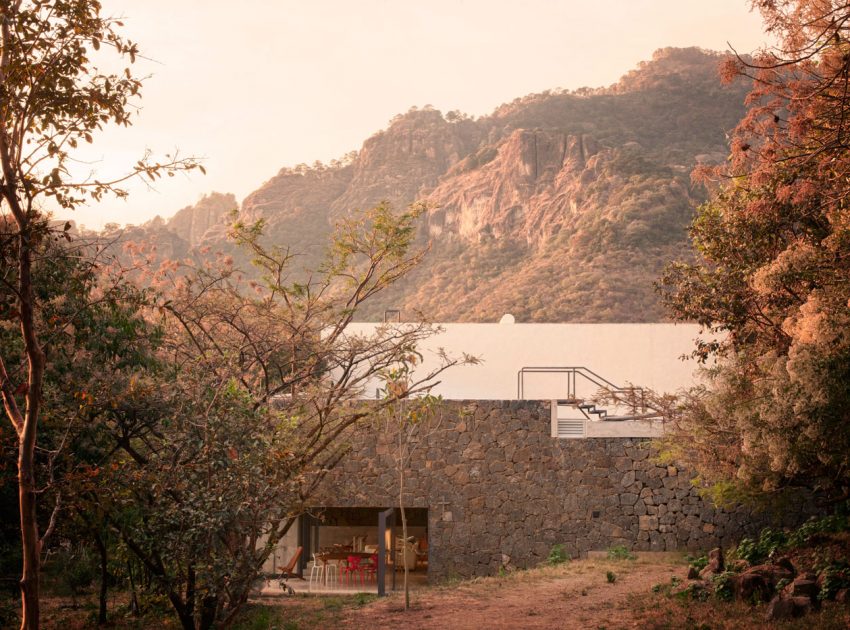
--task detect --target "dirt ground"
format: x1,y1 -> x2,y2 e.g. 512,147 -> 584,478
337,553 -> 683,630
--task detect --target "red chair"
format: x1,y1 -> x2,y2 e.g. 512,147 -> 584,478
363,553 -> 378,582
341,555 -> 364,586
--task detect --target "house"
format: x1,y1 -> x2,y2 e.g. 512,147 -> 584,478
263,322 -> 814,587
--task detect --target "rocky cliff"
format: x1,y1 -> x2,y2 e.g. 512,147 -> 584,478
133,47 -> 747,322
154,192 -> 236,247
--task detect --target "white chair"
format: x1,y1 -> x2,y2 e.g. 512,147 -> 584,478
324,559 -> 339,586
308,553 -> 324,591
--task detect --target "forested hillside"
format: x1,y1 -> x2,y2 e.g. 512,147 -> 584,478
137,47 -> 748,322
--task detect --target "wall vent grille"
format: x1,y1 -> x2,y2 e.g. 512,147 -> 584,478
557,418 -> 586,439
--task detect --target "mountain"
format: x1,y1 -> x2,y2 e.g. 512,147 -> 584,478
138,47 -> 748,322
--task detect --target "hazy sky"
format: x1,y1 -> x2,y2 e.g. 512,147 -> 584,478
70,0 -> 770,230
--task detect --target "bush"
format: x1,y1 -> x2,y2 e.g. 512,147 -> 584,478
606,545 -> 636,561
819,562 -> 850,601
788,515 -> 850,549
733,528 -> 786,565
606,571 -> 617,583
686,554 -> 708,571
547,544 -> 570,565
53,547 -> 97,600
712,571 -> 737,601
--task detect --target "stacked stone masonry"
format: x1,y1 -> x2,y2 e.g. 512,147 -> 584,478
316,401 -> 816,580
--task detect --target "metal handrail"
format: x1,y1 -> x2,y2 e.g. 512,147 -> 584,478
517,366 -> 632,400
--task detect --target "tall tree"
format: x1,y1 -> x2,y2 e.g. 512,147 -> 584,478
660,0 -> 850,503
0,3 -> 199,627
70,203 -> 462,629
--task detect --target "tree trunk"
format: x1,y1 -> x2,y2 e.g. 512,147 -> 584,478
400,468 -> 409,611
127,560 -> 140,616
184,565 -> 196,630
16,235 -> 45,630
93,532 -> 108,625
166,593 -> 195,630
198,595 -> 218,630
18,441 -> 40,630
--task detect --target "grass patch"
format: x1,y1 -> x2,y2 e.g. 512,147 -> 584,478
607,545 -> 636,561
548,544 -> 571,566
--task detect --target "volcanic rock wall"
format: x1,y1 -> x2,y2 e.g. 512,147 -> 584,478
317,400 -> 819,579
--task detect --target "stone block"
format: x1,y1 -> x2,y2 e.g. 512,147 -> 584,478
639,515 -> 659,531
619,493 -> 639,506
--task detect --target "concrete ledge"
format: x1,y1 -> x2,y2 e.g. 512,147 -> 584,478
586,420 -> 665,438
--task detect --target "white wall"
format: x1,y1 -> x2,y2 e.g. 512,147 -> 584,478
344,322 -> 709,400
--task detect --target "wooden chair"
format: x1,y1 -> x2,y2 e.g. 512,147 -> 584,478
276,546 -> 304,595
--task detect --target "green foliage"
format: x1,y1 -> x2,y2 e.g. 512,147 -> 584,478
353,592 -> 378,606
818,562 -> 850,601
733,529 -> 787,565
711,571 -> 737,601
673,582 -> 710,602
52,547 -> 97,599
686,554 -> 708,571
547,544 -> 571,565
787,515 -> 850,548
605,571 -> 617,584
606,545 -> 636,561
63,203 -> 445,630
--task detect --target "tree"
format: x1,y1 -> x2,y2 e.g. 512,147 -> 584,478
0,3 -> 200,627
378,352 -> 475,610
659,0 -> 850,503
70,203 -> 460,629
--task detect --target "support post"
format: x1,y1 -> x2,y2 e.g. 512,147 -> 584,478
377,508 -> 395,596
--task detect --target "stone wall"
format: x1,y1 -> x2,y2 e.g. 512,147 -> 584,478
316,400 -> 815,580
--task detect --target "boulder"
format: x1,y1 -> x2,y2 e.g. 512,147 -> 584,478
765,594 -> 813,621
789,576 -> 820,600
698,547 -> 724,579
743,562 -> 794,589
774,556 -> 796,577
765,595 -> 797,621
707,547 -> 724,572
790,595 -> 814,615
736,571 -> 773,603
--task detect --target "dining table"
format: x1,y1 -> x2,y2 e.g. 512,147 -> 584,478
316,550 -> 376,564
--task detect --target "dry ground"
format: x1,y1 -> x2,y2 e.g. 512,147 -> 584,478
21,552 -> 850,628
261,552 -> 849,630
338,553 -> 681,630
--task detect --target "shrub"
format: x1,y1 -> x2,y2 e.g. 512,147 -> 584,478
819,562 -> 850,601
787,515 -> 850,549
606,571 -> 617,583
685,554 -> 708,571
606,545 -> 636,561
673,583 -> 710,602
712,571 -> 737,601
547,544 -> 570,565
55,547 -> 97,601
733,528 -> 787,565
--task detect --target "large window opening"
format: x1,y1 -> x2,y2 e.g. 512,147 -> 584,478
298,506 -> 429,593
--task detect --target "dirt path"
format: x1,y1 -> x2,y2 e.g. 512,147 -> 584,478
338,553 -> 684,630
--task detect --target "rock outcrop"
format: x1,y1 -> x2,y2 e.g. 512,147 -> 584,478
165,192 -> 236,247
121,47 -> 750,323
